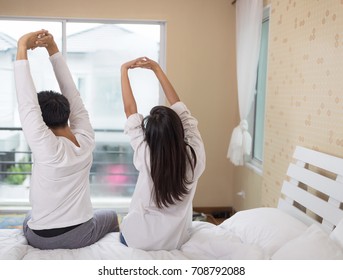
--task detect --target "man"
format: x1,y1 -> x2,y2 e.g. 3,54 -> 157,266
15,30 -> 118,250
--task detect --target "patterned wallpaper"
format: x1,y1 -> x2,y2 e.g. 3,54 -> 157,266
261,0 -> 343,207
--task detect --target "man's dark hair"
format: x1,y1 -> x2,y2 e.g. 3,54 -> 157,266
37,90 -> 70,128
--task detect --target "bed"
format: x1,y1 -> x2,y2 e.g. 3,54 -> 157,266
1,146 -> 343,260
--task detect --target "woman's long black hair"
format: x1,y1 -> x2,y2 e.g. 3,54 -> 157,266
142,106 -> 197,208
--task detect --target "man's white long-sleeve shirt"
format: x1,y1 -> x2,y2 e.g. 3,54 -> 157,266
14,52 -> 95,230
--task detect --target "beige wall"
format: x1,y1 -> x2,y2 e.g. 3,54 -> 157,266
0,0 -> 238,207
233,166 -> 262,211
234,0 -> 343,211
262,0 -> 343,207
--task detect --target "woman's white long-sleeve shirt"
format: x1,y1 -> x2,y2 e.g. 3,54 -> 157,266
120,102 -> 206,250
14,52 -> 95,230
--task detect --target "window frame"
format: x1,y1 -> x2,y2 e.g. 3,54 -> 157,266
0,16 -> 166,212
245,6 -> 270,175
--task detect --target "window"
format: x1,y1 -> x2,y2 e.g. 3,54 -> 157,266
0,18 -> 164,211
247,7 -> 269,171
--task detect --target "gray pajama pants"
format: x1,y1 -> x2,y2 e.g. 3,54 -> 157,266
23,209 -> 119,250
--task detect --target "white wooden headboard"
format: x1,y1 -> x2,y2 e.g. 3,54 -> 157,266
278,146 -> 343,233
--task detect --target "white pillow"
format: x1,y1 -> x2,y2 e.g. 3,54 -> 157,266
182,222 -> 267,260
219,207 -> 307,256
330,218 -> 343,248
272,223 -> 343,259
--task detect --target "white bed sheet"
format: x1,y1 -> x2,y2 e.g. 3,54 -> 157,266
1,208 -> 342,260
0,221 -> 267,260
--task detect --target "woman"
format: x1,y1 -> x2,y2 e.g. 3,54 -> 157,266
119,57 -> 206,250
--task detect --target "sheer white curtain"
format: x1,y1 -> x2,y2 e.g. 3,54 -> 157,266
227,0 -> 263,166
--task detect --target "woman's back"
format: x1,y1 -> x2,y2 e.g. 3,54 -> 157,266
120,102 -> 205,250
120,57 -> 205,250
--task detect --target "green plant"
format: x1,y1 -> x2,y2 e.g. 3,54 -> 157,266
5,163 -> 31,185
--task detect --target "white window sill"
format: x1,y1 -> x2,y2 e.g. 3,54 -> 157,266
0,198 -> 130,214
92,197 -> 130,213
245,159 -> 263,176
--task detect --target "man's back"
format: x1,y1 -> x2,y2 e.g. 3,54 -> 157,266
14,53 -> 95,230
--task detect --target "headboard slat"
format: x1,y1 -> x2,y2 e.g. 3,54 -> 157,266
287,163 -> 343,201
281,181 -> 342,226
278,199 -> 322,227
293,146 -> 343,176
